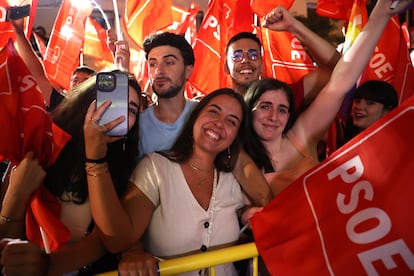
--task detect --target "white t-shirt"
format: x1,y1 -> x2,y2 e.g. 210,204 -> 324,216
130,153 -> 243,275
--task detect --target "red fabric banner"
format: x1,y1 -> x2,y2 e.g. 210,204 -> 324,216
123,0 -> 172,49
360,17 -> 414,104
43,0 -> 92,90
260,28 -> 316,84
251,0 -> 293,17
0,0 -> 37,48
189,0 -> 228,94
0,40 -> 71,250
83,17 -> 113,63
252,96 -> 414,275
189,0 -> 254,94
316,0 -> 354,21
168,4 -> 199,45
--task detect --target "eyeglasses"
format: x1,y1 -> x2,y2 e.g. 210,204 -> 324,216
230,49 -> 260,62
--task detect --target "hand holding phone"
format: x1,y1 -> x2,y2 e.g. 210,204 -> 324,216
96,72 -> 129,136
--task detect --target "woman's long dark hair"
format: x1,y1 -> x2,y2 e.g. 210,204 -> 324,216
244,78 -> 296,173
161,88 -> 249,172
45,73 -> 140,203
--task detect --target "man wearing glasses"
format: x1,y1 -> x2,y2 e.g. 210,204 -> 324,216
225,5 -> 340,108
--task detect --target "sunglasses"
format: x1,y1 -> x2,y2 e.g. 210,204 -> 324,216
230,49 -> 260,62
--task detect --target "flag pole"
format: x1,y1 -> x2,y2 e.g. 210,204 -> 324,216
39,226 -> 51,254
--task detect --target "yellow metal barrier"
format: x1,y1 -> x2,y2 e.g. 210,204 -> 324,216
98,242 -> 259,276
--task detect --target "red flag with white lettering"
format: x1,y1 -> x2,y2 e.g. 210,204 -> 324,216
360,17 -> 414,104
190,0 -> 255,94
43,0 -> 92,90
189,0 -> 227,94
260,27 -> 316,84
316,0 -> 354,21
251,0 -> 293,17
252,95 -> 414,275
0,0 -> 37,48
123,0 -> 172,49
0,40 -> 71,251
83,17 -> 113,63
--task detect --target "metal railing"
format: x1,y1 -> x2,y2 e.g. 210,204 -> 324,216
98,242 -> 259,276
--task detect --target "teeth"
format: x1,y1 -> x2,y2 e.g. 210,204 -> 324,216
240,69 -> 253,74
206,130 -> 219,140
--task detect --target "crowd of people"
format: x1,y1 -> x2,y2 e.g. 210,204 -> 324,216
0,0 -> 412,275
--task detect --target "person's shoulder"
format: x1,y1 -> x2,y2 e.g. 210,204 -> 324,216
139,104 -> 155,121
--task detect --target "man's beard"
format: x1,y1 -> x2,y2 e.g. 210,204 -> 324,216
152,82 -> 184,99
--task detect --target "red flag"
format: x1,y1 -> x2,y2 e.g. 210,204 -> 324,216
316,0 -> 354,21
251,0 -> 293,17
168,4 -> 199,45
360,18 -> 414,104
83,17 -> 113,63
0,40 -> 71,250
229,0 -> 255,37
190,0 -> 248,94
260,27 -> 316,84
252,95 -> 414,275
0,0 -> 37,47
43,0 -> 93,90
189,0 -> 227,94
123,0 -> 172,49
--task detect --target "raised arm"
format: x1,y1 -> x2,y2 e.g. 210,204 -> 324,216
10,19 -> 55,108
294,0 -> 413,146
83,100 -> 153,253
263,5 -> 341,99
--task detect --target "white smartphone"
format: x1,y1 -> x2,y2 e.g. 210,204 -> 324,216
96,72 -> 129,136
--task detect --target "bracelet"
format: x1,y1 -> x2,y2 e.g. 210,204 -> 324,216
85,162 -> 109,177
85,157 -> 107,164
0,214 -> 22,223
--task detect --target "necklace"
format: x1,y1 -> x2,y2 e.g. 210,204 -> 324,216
188,162 -> 215,186
189,162 -> 214,173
